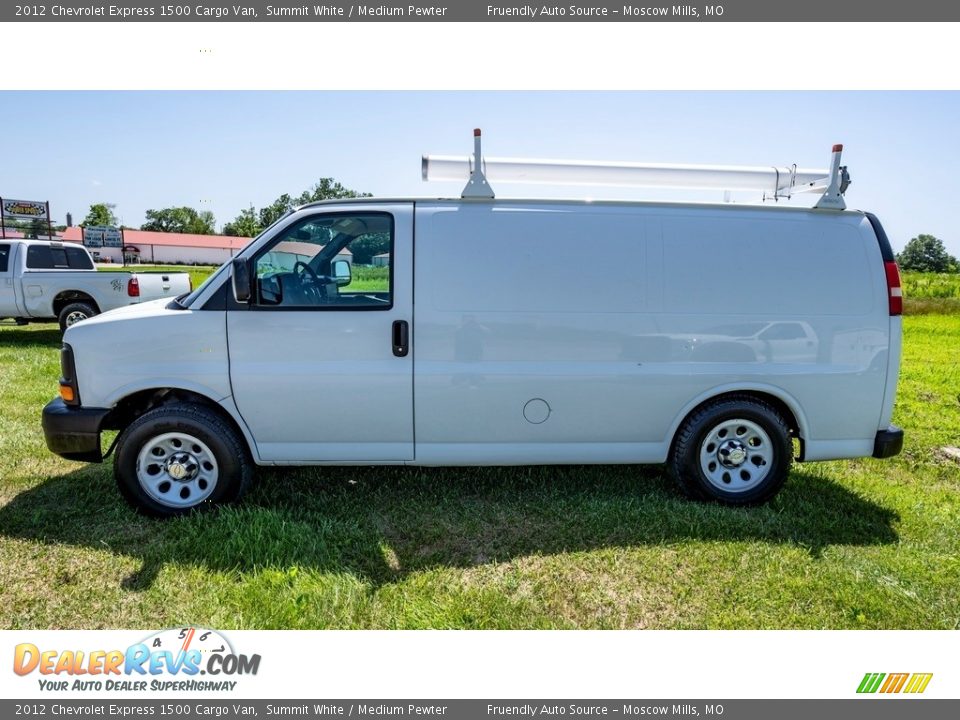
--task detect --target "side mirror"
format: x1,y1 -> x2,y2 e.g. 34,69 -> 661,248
231,258 -> 252,303
332,259 -> 352,287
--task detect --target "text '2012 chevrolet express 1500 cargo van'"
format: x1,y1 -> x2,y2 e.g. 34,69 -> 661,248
42,136 -> 904,516
0,239 -> 192,331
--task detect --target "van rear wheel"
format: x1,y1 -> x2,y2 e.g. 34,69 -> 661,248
114,403 -> 253,518
670,396 -> 792,505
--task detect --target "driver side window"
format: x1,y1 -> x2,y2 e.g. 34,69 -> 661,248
253,212 -> 393,309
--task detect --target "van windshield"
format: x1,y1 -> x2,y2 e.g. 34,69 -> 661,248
177,210 -> 294,309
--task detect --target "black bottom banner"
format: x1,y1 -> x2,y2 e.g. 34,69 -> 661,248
3,700 -> 956,720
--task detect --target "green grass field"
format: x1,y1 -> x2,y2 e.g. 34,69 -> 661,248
902,271 -> 960,315
0,280 -> 958,629
0,266 -> 960,629
902,271 -> 960,298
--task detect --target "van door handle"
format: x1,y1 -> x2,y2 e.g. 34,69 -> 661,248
392,320 -> 409,357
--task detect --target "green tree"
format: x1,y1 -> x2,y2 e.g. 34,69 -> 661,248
294,177 -> 370,206
25,218 -> 48,239
257,193 -> 295,230
141,207 -> 216,235
223,206 -> 260,237
227,177 -> 371,238
348,234 -> 391,264
83,203 -> 118,227
897,234 -> 959,273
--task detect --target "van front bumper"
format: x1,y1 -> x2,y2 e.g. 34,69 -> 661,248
41,398 -> 109,463
873,425 -> 904,459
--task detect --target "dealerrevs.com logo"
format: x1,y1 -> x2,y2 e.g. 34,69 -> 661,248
857,672 -> 933,694
13,628 -> 261,693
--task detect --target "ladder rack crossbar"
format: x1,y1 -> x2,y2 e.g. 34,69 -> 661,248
424,155 -> 829,194
423,131 -> 850,210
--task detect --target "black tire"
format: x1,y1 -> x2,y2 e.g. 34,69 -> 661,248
58,302 -> 97,332
670,395 -> 792,506
114,403 -> 254,518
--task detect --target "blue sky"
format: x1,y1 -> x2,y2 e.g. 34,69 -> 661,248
1,91 -> 957,255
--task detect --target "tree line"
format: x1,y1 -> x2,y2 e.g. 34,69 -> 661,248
81,177 -> 369,239
79,181 -> 958,273
78,178 -> 391,264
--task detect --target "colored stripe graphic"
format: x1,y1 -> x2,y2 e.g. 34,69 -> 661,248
880,673 -> 909,693
903,673 -> 933,694
857,673 -> 885,693
857,672 -> 932,694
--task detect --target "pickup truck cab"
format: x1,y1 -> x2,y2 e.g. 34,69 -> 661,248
41,197 -> 905,517
0,239 -> 192,331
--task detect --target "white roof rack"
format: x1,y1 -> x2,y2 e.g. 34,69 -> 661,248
423,130 -> 851,210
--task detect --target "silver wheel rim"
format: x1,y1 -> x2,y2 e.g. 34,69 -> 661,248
136,432 -> 219,508
65,311 -> 88,327
699,418 -> 773,493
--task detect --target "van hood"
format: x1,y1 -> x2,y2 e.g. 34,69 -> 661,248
64,297 -> 186,337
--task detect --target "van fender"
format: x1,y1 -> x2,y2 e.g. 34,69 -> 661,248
662,382 -> 811,457
216,394 -> 263,464
105,380 -> 263,464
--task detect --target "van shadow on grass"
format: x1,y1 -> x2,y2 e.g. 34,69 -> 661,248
0,462 -> 899,591
0,326 -> 62,349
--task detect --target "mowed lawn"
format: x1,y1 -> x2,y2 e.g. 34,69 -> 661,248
0,311 -> 958,629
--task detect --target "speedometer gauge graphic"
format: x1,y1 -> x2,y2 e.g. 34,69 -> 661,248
140,627 -> 234,659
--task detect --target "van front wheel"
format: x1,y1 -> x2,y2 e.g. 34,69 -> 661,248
670,396 -> 792,505
114,403 -> 253,517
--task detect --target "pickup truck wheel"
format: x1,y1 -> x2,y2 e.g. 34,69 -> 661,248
114,404 -> 253,518
58,302 -> 97,332
670,396 -> 792,505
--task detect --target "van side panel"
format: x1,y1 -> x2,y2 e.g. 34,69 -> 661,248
659,211 -> 889,460
412,202 -> 890,465
414,203 -> 670,464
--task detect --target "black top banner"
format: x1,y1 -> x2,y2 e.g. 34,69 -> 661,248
4,0 -> 959,22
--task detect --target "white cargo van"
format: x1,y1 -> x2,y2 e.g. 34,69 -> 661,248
42,139 -> 904,516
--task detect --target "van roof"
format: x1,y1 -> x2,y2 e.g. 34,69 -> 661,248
298,196 -> 865,215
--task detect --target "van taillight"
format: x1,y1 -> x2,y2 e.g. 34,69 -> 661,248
884,261 -> 902,316
127,277 -> 140,297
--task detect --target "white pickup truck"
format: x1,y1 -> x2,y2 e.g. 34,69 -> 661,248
0,239 -> 192,331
